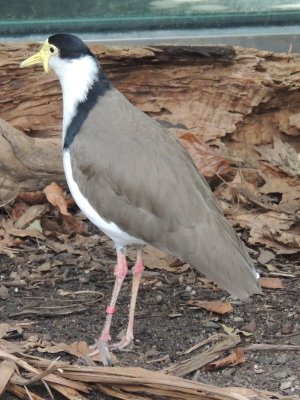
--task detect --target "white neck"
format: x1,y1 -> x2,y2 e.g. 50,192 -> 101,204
49,55 -> 98,140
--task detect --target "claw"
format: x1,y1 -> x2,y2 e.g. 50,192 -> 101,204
110,332 -> 134,351
96,339 -> 114,365
87,340 -> 115,365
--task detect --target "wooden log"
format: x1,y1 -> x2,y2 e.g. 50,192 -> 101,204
0,118 -> 62,200
0,42 -> 300,199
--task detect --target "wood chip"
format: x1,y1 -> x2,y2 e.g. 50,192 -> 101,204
259,277 -> 284,289
188,300 -> 233,315
163,334 -> 241,377
0,361 -> 15,395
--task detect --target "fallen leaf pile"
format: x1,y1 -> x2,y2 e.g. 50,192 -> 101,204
0,182 -> 89,257
215,135 -> 300,255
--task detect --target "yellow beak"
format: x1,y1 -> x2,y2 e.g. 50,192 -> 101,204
20,41 -> 51,73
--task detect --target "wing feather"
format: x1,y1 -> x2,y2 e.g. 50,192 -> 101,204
70,87 -> 260,297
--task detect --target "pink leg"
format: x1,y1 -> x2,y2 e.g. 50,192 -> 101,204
91,249 -> 128,364
111,249 -> 144,349
99,249 -> 128,342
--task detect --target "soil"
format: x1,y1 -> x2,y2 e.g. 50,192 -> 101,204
0,222 -> 299,399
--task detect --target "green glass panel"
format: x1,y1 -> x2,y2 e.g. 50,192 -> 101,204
2,0 -> 300,36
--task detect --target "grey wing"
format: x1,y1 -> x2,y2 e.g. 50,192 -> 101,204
71,88 -> 260,298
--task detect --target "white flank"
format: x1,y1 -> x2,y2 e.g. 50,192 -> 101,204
63,149 -> 145,247
49,54 -> 98,140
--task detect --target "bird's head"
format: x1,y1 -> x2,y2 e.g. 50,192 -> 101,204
20,33 -> 95,74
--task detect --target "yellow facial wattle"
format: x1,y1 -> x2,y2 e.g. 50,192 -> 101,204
20,39 -> 57,73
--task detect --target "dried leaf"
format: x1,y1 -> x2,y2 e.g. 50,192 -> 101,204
43,182 -> 70,216
17,191 -> 46,205
255,136 -> 300,177
232,211 -> 298,254
258,176 -> 290,196
14,204 -> 48,229
37,340 -> 90,357
188,300 -> 233,315
10,201 -> 29,223
27,220 -> 43,233
41,217 -> 65,234
45,240 -> 84,255
220,324 -> 236,335
258,175 -> 300,214
179,132 -> 231,179
259,277 -> 284,289
220,324 -> 253,337
257,250 -> 275,265
37,262 -> 51,272
215,171 -> 257,204
74,233 -> 100,246
203,348 -> 246,370
62,215 -> 88,234
5,226 -> 45,241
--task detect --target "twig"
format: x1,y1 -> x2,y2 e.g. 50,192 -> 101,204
244,343 -> 300,352
9,298 -> 101,318
177,333 -> 223,355
1,280 -> 27,287
24,386 -> 34,400
269,272 -> 295,278
26,356 -> 61,385
2,349 -> 298,400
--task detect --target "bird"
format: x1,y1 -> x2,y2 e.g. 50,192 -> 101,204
20,33 -> 261,363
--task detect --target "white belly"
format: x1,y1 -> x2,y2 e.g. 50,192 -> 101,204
63,150 -> 146,248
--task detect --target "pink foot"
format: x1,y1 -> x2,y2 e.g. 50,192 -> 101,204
110,330 -> 134,350
88,340 -> 114,365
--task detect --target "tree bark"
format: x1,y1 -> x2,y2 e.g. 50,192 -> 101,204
0,42 -> 300,199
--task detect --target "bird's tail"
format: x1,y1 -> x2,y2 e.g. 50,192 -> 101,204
186,215 -> 261,299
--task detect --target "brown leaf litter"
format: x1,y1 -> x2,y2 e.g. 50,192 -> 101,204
254,136 -> 300,177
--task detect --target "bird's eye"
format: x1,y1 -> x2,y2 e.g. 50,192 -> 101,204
50,47 -> 55,53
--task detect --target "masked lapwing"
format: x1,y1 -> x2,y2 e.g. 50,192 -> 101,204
21,33 -> 261,362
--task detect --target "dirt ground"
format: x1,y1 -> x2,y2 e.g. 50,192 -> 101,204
0,217 -> 299,399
